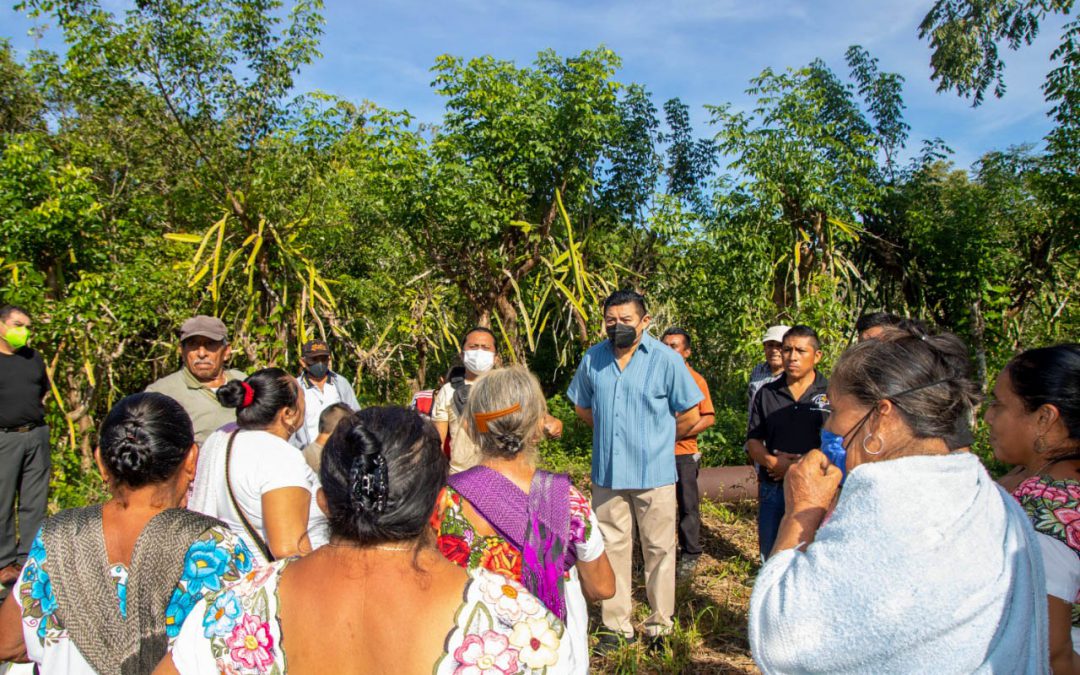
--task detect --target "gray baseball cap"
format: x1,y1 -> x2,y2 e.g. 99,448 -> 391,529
179,315 -> 228,343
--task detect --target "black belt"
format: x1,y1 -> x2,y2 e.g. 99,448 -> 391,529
0,423 -> 42,433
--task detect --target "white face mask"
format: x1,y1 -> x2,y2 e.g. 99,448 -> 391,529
463,349 -> 495,374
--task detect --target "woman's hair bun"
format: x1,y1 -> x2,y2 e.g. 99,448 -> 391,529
216,379 -> 247,409
215,369 -> 298,431
104,421 -> 153,482
98,392 -> 195,489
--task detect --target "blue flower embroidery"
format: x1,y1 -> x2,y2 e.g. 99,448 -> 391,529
116,575 -> 128,619
232,538 -> 253,574
30,569 -> 57,616
164,590 -> 198,638
202,589 -> 243,638
27,532 -> 46,565
181,538 -> 231,595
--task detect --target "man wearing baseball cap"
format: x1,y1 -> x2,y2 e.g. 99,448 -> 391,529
291,338 -> 359,449
747,325 -> 789,417
145,315 -> 247,444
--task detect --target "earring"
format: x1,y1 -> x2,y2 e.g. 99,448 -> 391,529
862,432 -> 885,455
1035,435 -> 1048,455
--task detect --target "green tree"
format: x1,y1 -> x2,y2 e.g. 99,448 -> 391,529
414,48 -> 657,362
918,0 -> 1080,166
707,57 -> 886,309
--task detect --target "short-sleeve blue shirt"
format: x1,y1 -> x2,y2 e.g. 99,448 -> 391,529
567,332 -> 704,490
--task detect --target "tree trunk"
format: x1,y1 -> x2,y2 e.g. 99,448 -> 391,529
493,294 -> 524,364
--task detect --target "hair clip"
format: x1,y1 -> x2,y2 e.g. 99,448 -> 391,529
240,381 -> 255,408
349,454 -> 389,513
473,403 -> 522,433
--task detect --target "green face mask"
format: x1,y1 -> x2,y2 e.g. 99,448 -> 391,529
4,326 -> 28,350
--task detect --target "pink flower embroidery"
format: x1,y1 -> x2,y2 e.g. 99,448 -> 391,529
1053,508 -> 1080,551
1015,477 -> 1078,504
225,614 -> 275,671
453,630 -> 520,675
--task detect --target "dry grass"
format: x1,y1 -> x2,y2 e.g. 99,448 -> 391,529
588,499 -> 761,674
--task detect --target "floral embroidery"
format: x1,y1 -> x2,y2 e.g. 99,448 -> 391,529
1013,476 -> 1080,552
567,487 -> 592,543
478,575 -> 543,624
439,534 -> 473,566
477,541 -> 522,580
1013,475 -> 1080,624
202,558 -> 289,674
436,569 -> 564,674
165,591 -> 198,638
18,531 -> 63,643
110,564 -> 129,619
1055,508 -> 1080,551
203,590 -> 244,638
184,538 -> 235,594
453,630 -> 520,675
225,614 -> 276,671
508,618 -> 560,669
435,485 -> 592,584
165,527 -> 252,639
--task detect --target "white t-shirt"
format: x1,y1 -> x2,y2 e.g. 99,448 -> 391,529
300,378 -> 341,445
1037,532 -> 1080,654
431,379 -> 482,474
188,429 -> 328,564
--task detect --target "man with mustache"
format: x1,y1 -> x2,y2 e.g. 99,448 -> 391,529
146,315 -> 247,445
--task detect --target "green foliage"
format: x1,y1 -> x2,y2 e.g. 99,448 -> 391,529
919,0 -> 1080,166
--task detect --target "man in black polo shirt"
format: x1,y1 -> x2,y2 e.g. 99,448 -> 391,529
0,305 -> 50,588
747,325 -> 829,559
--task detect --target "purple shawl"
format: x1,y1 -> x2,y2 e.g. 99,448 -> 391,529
448,466 -> 576,621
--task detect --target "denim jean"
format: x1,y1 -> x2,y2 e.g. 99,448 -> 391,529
757,480 -> 786,561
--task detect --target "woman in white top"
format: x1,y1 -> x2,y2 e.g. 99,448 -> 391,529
188,367 -> 328,564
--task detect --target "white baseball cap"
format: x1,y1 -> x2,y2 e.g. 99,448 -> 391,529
761,325 -> 790,344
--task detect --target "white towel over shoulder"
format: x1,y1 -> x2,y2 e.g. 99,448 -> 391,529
750,452 -> 1048,675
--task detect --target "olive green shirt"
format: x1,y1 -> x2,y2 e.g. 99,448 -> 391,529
145,367 -> 248,445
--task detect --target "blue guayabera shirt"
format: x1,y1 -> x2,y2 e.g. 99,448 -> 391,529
567,332 -> 704,490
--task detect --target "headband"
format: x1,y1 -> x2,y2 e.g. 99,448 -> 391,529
240,381 -> 255,409
887,377 -> 951,401
473,403 -> 521,433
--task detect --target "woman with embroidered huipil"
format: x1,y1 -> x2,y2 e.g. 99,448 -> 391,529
0,393 -> 251,674
433,366 -> 614,673
988,344 -> 1080,673
160,406 -> 569,674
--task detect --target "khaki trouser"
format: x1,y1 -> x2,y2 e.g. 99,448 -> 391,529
592,483 -> 677,638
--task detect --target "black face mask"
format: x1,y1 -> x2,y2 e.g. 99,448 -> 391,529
306,362 -> 330,379
607,323 -> 638,349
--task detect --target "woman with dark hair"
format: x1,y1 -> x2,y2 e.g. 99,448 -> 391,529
160,407 -> 567,674
749,328 -> 1048,673
433,366 -> 613,672
987,344 -> 1080,672
0,393 -> 251,674
187,368 -> 327,565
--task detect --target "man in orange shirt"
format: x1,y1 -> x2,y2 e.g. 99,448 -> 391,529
661,328 -> 715,580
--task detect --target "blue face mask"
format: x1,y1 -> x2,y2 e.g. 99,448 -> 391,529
820,428 -> 847,481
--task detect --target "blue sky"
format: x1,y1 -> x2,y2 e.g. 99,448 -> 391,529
3,0 -> 1069,170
